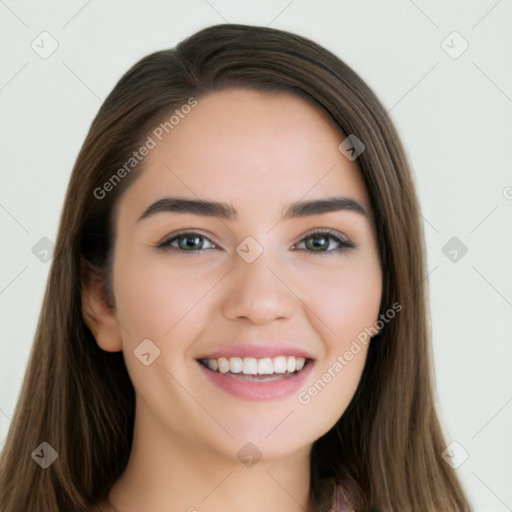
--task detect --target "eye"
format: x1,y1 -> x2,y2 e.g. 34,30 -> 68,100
155,229 -> 355,254
293,230 -> 355,254
156,232 -> 216,251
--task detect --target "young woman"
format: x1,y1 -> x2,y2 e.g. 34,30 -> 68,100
0,24 -> 472,511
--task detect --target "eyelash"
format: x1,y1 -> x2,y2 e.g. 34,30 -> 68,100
155,229 -> 356,254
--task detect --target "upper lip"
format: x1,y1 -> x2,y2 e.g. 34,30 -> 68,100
196,343 -> 315,360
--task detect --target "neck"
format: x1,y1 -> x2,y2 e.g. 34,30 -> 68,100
104,403 -> 313,512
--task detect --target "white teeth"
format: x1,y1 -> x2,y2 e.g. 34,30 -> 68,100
218,357 -> 230,374
273,356 -> 287,374
258,358 -> 274,375
203,356 -> 307,375
242,357 -> 258,375
229,357 -> 243,373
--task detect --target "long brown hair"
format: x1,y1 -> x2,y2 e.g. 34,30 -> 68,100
0,24 -> 471,511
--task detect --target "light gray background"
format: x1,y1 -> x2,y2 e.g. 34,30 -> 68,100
1,1 -> 511,510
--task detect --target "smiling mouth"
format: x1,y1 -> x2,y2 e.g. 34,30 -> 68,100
197,356 -> 313,382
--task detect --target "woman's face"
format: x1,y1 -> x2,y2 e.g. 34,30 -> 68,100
103,88 -> 382,462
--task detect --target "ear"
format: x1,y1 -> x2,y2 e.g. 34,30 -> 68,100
81,270 -> 123,352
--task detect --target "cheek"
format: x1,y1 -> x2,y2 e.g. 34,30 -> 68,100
295,257 -> 381,427
112,251 -> 215,413
113,250 -> 219,343
297,255 -> 382,342
297,343 -> 368,433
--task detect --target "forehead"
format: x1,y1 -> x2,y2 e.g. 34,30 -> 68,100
118,88 -> 371,222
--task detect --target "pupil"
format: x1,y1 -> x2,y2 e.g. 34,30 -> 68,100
307,235 -> 328,251
180,235 -> 202,250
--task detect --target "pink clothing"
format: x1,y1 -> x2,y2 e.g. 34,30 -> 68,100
331,483 -> 355,511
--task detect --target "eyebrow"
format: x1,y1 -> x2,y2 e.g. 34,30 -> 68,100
137,196 -> 368,223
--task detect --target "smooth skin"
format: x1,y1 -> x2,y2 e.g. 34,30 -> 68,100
82,88 -> 382,512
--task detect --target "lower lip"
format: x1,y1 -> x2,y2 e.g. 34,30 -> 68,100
197,361 -> 314,401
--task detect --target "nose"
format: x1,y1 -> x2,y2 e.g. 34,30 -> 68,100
220,248 -> 298,324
